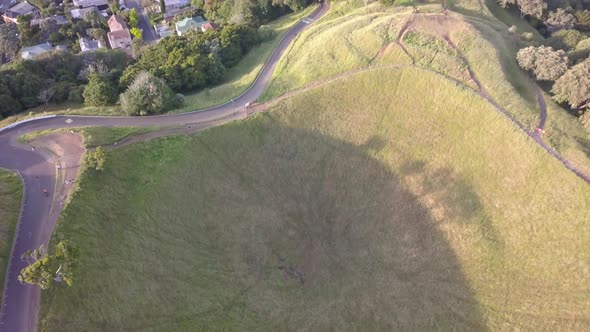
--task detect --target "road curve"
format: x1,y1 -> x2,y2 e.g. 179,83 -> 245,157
0,3 -> 328,331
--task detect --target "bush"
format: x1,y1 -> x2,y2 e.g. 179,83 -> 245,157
83,74 -> 118,106
120,71 -> 182,116
68,85 -> 85,103
549,29 -> 586,51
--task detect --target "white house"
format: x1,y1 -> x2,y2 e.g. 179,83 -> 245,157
72,0 -> 107,8
20,42 -> 53,60
71,6 -> 98,19
79,37 -> 105,53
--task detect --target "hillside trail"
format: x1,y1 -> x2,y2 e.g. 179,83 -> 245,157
392,14 -> 587,183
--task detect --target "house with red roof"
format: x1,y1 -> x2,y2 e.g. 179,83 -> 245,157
107,15 -> 131,49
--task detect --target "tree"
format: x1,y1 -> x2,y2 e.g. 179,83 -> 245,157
84,9 -> 106,28
517,0 -> 546,18
130,27 -> 143,40
544,8 -> 576,32
160,0 -> 166,13
83,74 -> 118,106
39,18 -> 59,36
497,0 -> 515,8
84,146 -> 107,170
552,58 -> 590,112
17,15 -> 40,46
129,8 -> 140,28
517,46 -> 568,81
0,94 -> 23,118
37,86 -> 55,105
18,241 -> 77,290
120,71 -> 181,116
0,23 -> 20,57
131,38 -> 146,58
549,29 -> 586,51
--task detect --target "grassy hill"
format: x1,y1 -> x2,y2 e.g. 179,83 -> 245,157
40,62 -> 590,330
263,0 -> 590,175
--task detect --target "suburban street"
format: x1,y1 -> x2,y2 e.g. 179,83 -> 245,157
0,3 -> 328,331
126,0 -> 158,42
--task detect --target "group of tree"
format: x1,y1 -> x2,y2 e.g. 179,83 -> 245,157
18,241 -> 77,290
194,0 -> 308,26
517,45 -> 589,125
0,50 -> 131,119
120,23 -> 259,96
505,0 -> 590,128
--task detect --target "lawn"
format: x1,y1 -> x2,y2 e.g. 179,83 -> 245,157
41,67 -> 590,331
0,169 -> 23,291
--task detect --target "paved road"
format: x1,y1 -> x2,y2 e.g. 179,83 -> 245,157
126,0 -> 158,42
0,3 -> 328,331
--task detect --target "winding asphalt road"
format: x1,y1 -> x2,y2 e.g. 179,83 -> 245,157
0,3 -> 328,331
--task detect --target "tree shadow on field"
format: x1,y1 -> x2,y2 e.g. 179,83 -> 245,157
184,119 -> 489,331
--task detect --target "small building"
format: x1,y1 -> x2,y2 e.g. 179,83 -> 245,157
107,15 -> 131,49
154,22 -> 174,38
1,1 -> 39,23
200,21 -> 218,32
20,42 -> 53,60
79,37 -> 105,52
175,16 -> 206,36
163,0 -> 189,10
31,15 -> 69,26
72,0 -> 108,8
71,6 -> 98,19
54,44 -> 68,52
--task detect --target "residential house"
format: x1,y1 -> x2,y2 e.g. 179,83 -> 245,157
72,0 -> 108,8
20,42 -> 53,59
175,16 -> 206,36
163,0 -> 189,10
200,21 -> 218,32
31,15 -> 68,26
54,44 -> 68,52
1,1 -> 38,24
70,6 -> 98,19
107,15 -> 131,49
79,37 -> 105,52
154,22 -> 174,38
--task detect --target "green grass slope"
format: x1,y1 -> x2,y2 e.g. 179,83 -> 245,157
0,169 -> 23,289
42,67 -> 590,331
263,0 -> 590,174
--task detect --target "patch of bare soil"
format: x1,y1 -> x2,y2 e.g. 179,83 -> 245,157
32,132 -> 85,217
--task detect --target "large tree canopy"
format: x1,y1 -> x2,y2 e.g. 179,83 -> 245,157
120,71 -> 181,116
517,46 -> 569,81
552,58 -> 590,111
0,23 -> 20,58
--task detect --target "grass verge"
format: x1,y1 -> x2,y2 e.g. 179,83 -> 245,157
0,169 -> 23,290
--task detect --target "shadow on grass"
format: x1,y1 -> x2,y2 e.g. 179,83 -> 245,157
43,119 -> 489,331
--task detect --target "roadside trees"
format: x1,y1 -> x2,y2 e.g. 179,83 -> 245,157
18,241 -> 76,290
85,146 -> 107,171
83,73 -> 118,106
